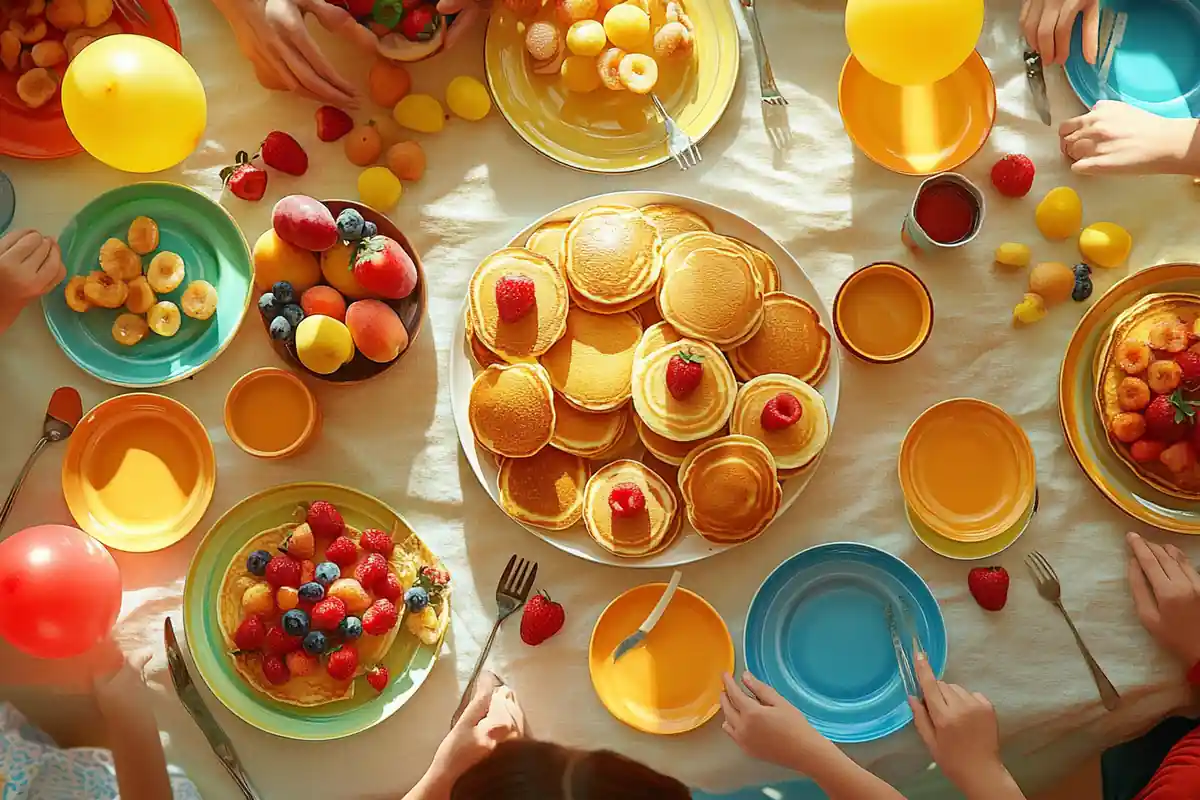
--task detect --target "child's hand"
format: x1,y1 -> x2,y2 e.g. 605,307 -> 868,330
1020,0 -> 1100,65
719,671 -> 835,774
0,229 -> 65,306
1127,531 -> 1200,668
420,671 -> 522,795
1060,101 -> 1200,176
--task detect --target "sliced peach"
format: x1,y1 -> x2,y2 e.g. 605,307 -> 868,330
12,17 -> 47,43
30,39 -> 64,67
0,30 -> 18,72
45,0 -> 83,30
64,276 -> 90,313
15,66 -> 57,109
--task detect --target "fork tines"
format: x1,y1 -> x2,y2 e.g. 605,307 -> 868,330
500,554 -> 538,601
1025,549 -> 1058,582
115,0 -> 152,25
763,94 -> 788,106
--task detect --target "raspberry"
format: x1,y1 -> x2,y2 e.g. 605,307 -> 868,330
990,154 -> 1035,198
495,275 -> 536,323
265,555 -> 302,588
285,650 -> 319,677
608,482 -> 645,517
355,553 -> 389,591
760,392 -> 803,431
377,571 -> 404,602
325,536 -> 358,567
311,597 -> 348,631
262,654 -> 290,685
366,665 -> 389,693
326,646 -> 359,681
306,500 -> 345,538
263,626 -> 302,656
233,614 -> 267,652
360,528 -> 395,557
362,598 -> 399,635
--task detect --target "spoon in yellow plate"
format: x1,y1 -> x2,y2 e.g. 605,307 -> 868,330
0,387 -> 82,532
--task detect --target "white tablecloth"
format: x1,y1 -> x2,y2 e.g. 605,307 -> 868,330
4,1 -> 1200,797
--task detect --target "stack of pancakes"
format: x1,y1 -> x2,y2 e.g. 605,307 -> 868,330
466,202 -> 834,554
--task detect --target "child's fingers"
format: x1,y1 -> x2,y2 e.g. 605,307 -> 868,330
2,230 -> 43,261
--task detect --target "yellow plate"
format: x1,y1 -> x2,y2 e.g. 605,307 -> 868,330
906,489 -> 1037,561
899,398 -> 1036,543
62,393 -> 215,552
484,1 -> 740,173
588,583 -> 733,734
1060,263 -> 1200,533
838,51 -> 996,176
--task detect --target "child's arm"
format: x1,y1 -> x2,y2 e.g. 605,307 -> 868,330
0,229 -> 65,336
92,655 -> 174,800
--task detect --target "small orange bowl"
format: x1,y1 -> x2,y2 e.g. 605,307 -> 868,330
224,368 -> 320,459
833,262 -> 933,364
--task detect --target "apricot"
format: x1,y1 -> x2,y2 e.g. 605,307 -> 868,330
28,0 -> 47,14
385,141 -> 426,182
31,39 -> 64,67
16,67 -> 56,108
345,299 -> 408,363
0,31 -> 18,72
252,229 -> 321,293
46,0 -> 83,30
64,275 -> 89,312
320,241 -> 372,300
83,270 -> 127,308
13,18 -> 47,44
344,121 -> 383,167
368,58 -> 411,107
66,33 -> 93,61
83,0 -> 112,27
300,285 -> 347,322
127,215 -> 159,255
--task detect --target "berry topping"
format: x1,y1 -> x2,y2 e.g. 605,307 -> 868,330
326,646 -> 359,681
1177,351 -> 1200,389
404,586 -> 430,613
400,3 -> 440,40
990,154 -> 1035,198
325,536 -> 358,567
1131,439 -> 1167,463
262,654 -> 290,685
281,609 -> 310,638
495,274 -> 537,323
315,105 -> 355,143
246,549 -> 272,576
285,650 -> 319,677
307,500 -> 346,538
1145,391 -> 1197,443
233,614 -> 267,652
355,552 -> 390,591
302,630 -> 329,656
419,565 -> 451,587
520,590 -> 565,646
328,578 -> 373,615
280,524 -> 315,560
1071,274 -> 1093,302
967,566 -> 1010,611
220,151 -> 267,202
608,482 -> 646,518
263,626 -> 302,656
300,559 -> 316,585
1161,440 -> 1197,474
299,582 -> 325,603
265,554 -> 302,588
276,586 -> 300,612
271,281 -> 296,306
311,597 -> 348,631
338,616 -> 364,640
360,528 -> 396,557
377,571 -> 404,602
666,350 -> 704,400
362,598 -> 400,636
241,582 -> 275,615
314,562 -> 341,587
336,208 -> 366,241
760,392 -> 803,430
367,665 -> 390,693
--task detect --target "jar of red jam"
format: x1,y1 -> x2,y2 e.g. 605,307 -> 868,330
901,172 -> 984,254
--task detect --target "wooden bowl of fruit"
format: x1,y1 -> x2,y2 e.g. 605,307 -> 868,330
253,197 -> 426,384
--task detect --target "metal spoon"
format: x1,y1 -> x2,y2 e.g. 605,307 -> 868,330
0,387 -> 83,532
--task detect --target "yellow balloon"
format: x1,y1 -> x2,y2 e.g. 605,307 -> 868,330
845,0 -> 984,86
62,35 -> 207,174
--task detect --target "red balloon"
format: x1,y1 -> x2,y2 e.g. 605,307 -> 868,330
0,525 -> 122,659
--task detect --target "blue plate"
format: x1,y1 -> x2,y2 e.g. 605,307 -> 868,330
1065,0 -> 1200,118
743,542 -> 948,743
44,182 -> 253,388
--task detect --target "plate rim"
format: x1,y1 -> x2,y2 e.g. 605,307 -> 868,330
905,488 -> 1038,561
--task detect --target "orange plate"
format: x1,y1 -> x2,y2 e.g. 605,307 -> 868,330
588,584 -> 733,735
838,51 -> 996,176
833,262 -> 933,364
224,367 -> 320,459
62,392 -> 215,552
0,8 -> 182,160
899,398 -> 1036,543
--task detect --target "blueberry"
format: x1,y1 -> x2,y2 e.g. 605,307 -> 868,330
362,221 -> 377,238
302,630 -> 328,655
404,586 -> 429,613
246,549 -> 272,575
282,609 -> 310,637
269,316 -> 292,341
258,292 -> 283,320
1072,275 -> 1094,302
1073,262 -> 1092,277
338,616 -> 363,640
272,281 -> 296,305
336,208 -> 366,241
281,304 -> 305,329
314,562 -> 341,587
299,582 -> 325,602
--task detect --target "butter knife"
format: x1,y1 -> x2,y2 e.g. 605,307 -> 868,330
1024,48 -> 1052,126
885,604 -> 921,700
611,570 -> 683,663
165,619 -> 261,800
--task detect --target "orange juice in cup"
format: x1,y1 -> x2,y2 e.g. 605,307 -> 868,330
224,368 -> 320,459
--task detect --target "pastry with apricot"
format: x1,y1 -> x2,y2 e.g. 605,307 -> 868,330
83,270 -> 128,309
124,276 -> 156,315
111,313 -> 148,346
127,216 -> 159,255
64,276 -> 90,313
99,238 -> 142,281
147,251 -> 186,294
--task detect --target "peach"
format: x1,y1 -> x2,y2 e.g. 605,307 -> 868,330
252,229 -> 321,293
368,58 -> 411,107
345,299 -> 408,363
271,195 -> 338,252
301,285 -> 347,322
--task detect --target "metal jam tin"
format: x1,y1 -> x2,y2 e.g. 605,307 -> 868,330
901,172 -> 985,255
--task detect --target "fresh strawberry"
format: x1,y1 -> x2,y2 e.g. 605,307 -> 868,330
263,626 -> 303,656
355,553 -> 389,590
520,590 -> 565,646
259,131 -> 309,176
666,350 -> 704,400
326,645 -> 359,681
362,598 -> 400,635
233,614 -> 267,652
419,565 -> 451,587
300,559 -> 316,585
608,482 -> 645,518
990,154 -> 1035,198
1161,441 -> 1197,474
343,0 -> 375,17
285,650 -> 319,677
353,235 -> 419,299
311,597 -> 348,631
376,570 -> 404,602
307,500 -> 345,538
1144,391 -> 1196,443
315,105 -> 355,142
360,528 -> 395,557
325,536 -> 359,567
967,566 -> 1009,612
400,5 -> 440,40
366,664 -> 390,693
760,392 -> 802,431
265,554 -> 302,588
220,151 -> 267,202
280,524 -> 315,560
495,275 -> 536,323
262,654 -> 291,685
1176,351 -> 1200,389
1131,439 -> 1167,463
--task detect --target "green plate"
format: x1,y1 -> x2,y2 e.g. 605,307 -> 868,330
44,182 -> 253,388
183,482 -> 448,741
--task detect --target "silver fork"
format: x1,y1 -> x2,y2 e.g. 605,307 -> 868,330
451,554 -> 538,725
1026,550 -> 1120,710
114,0 -> 151,27
740,0 -> 787,105
649,93 -> 701,170
1096,7 -> 1127,100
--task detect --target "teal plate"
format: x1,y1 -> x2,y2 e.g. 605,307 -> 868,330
183,482 -> 448,740
44,182 -> 253,388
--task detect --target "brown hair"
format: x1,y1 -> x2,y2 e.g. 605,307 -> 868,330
450,740 -> 691,800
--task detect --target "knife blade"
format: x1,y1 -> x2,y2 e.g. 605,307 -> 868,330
885,604 -> 921,700
611,570 -> 683,663
165,618 -> 262,800
1024,48 -> 1052,126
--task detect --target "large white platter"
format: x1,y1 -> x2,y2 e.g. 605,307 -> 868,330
450,191 -> 842,567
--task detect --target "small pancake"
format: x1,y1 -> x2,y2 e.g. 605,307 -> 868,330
465,305 -> 505,368
525,220 -> 570,279
738,241 -> 781,294
469,362 -> 556,458
659,245 -> 764,348
469,248 -> 569,361
631,338 -> 737,442
640,203 -> 713,241
498,446 -> 588,530
729,374 -> 830,471
563,205 -> 662,308
730,292 -> 831,384
660,231 -> 759,283
569,282 -> 656,315
589,408 -> 644,464
633,413 -> 728,466
633,297 -> 664,328
550,394 -> 628,458
678,434 -> 781,544
582,459 -> 679,557
634,321 -> 683,363
539,308 -> 642,412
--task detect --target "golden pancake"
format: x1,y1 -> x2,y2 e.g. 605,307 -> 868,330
633,297 -> 664,327
660,231 -> 759,283
568,282 -> 656,315
589,408 -> 644,464
632,338 -> 738,442
539,308 -> 642,412
730,292 -> 831,384
525,220 -> 570,279
582,459 -> 679,557
730,374 -> 830,471
498,445 -> 588,530
738,241 -> 781,294
659,245 -> 764,348
465,306 -> 504,368
634,321 -> 683,363
550,394 -> 628,458
640,203 -> 713,241
633,413 -> 728,465
678,434 -> 781,544
643,452 -> 681,488
469,362 -> 556,458
563,205 -> 661,308
469,248 -> 569,361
